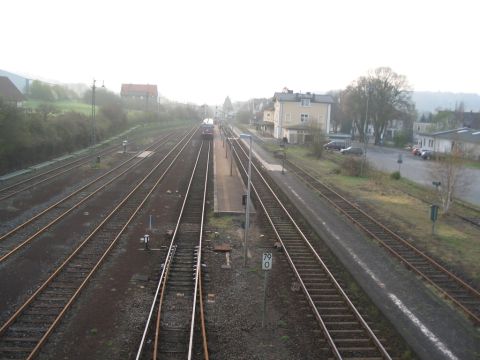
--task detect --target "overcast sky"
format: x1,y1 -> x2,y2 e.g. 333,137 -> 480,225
2,0 -> 479,104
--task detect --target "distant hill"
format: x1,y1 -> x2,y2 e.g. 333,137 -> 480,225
0,69 -> 91,97
412,91 -> 480,113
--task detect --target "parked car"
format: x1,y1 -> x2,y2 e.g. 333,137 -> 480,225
324,141 -> 346,151
421,150 -> 434,160
412,147 -> 422,156
340,146 -> 363,155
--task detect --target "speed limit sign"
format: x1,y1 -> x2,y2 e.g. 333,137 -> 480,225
262,253 -> 272,270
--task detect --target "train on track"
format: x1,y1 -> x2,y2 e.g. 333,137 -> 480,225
201,118 -> 214,139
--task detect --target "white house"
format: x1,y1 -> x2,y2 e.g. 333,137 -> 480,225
418,128 -> 480,159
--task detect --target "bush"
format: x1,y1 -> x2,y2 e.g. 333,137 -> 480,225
390,171 -> 401,180
341,156 -> 369,177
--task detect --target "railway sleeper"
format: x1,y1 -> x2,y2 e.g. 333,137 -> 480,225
321,314 -> 356,322
296,263 -> 327,268
287,250 -> 314,257
23,308 -> 59,316
324,321 -> 365,331
30,301 -> 66,308
295,257 -> 319,267
296,274 -> 328,283
0,346 -> 32,355
168,276 -> 195,284
0,335 -> 40,344
308,293 -> 341,300
337,346 -> 383,358
15,315 -> 56,324
328,328 -> 376,339
298,273 -> 330,280
316,306 -> 350,315
5,324 -> 49,333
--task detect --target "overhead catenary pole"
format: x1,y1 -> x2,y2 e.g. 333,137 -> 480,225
240,134 -> 252,267
91,79 -> 105,148
91,80 -> 96,147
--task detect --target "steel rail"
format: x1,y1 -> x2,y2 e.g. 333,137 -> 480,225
0,128 -> 198,360
0,145 -> 119,201
0,132 -> 178,263
136,141 -> 209,360
286,159 -> 480,324
228,131 -> 392,360
188,141 -> 210,360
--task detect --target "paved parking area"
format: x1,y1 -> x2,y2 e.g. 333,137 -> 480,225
363,144 -> 480,206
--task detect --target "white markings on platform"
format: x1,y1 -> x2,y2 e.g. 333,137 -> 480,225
344,244 -> 459,360
238,138 -> 283,171
137,151 -> 153,158
288,185 -> 459,360
388,294 -> 459,360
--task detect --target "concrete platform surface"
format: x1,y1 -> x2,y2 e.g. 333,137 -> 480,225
213,126 -> 249,215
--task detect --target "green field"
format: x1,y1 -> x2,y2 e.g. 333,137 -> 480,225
24,99 -> 93,115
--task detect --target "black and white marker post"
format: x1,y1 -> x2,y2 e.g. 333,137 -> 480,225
262,252 -> 272,328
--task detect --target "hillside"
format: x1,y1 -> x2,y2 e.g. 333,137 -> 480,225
412,91 -> 480,113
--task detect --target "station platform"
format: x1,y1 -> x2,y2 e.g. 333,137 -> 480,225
213,126 -> 251,215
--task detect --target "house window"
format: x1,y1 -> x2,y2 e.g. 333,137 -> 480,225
301,114 -> 308,122
301,99 -> 311,107
428,139 -> 434,147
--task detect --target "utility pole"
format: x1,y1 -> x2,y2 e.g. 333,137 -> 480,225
361,83 -> 373,176
91,79 -> 105,148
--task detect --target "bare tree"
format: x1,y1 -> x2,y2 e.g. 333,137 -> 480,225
309,121 -> 326,158
343,67 -> 413,145
429,144 -> 471,214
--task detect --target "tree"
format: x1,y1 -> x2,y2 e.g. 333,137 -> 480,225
223,96 -> 233,113
29,80 -> 54,101
82,88 -> 120,107
328,90 -> 351,134
343,67 -> 414,145
235,110 -> 251,124
429,144 -> 471,214
36,103 -> 58,121
309,122 -> 326,158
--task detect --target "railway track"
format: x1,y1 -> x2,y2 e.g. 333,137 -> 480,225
0,144 -> 120,201
284,159 -> 480,325
136,140 -> 210,360
226,130 -> 392,360
0,131 -> 183,263
0,128 -> 199,360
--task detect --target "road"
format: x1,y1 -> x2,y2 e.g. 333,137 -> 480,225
363,144 -> 480,207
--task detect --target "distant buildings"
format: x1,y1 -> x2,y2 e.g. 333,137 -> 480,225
417,128 -> 480,159
0,76 -> 26,107
0,69 -> 30,94
120,84 -> 158,111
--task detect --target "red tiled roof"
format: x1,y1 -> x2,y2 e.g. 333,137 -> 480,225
121,84 -> 158,97
0,76 -> 25,102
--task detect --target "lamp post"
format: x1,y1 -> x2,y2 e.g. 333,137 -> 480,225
361,83 -> 373,176
91,79 -> 105,147
239,133 -> 252,267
